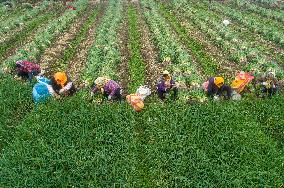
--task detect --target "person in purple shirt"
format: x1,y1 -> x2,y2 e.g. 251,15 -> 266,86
156,70 -> 178,100
91,77 -> 122,101
206,76 -> 232,99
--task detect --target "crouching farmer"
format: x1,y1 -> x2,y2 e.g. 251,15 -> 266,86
91,77 -> 122,102
156,70 -> 178,100
258,71 -> 278,97
51,72 -> 76,97
203,77 -> 232,100
15,60 -> 41,82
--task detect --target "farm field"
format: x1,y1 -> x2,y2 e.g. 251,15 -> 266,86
0,0 -> 284,187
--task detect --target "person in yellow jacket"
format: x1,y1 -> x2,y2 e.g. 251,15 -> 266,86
51,72 -> 76,96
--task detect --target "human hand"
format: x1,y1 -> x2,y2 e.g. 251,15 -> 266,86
108,95 -> 112,100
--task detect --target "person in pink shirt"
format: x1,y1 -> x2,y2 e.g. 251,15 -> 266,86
15,60 -> 41,82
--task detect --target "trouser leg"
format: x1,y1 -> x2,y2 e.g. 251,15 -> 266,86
157,90 -> 165,100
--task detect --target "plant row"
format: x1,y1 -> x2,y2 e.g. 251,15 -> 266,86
1,0 -> 89,72
192,0 -> 284,63
0,5 -> 24,23
140,0 -> 206,100
0,11 -> 58,58
229,0 -> 284,23
84,0 -> 123,85
0,1 -> 51,38
127,5 -> 146,92
206,0 -> 284,48
54,6 -> 101,72
158,2 -> 217,76
170,0 -> 284,78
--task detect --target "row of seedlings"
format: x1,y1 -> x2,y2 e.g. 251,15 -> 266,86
1,0 -> 89,73
140,0 -> 206,101
169,0 -> 284,79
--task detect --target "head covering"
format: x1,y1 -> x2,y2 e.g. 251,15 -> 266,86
163,57 -> 171,62
162,70 -> 171,82
162,70 -> 170,75
16,60 -> 24,67
54,72 -> 67,87
214,77 -> 224,88
94,77 -> 110,88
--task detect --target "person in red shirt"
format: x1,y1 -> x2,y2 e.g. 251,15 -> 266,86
15,60 -> 41,82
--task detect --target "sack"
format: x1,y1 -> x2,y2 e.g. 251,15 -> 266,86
36,76 -> 51,85
136,86 -> 151,101
231,72 -> 254,93
126,94 -> 144,112
33,83 -> 52,103
33,76 -> 52,103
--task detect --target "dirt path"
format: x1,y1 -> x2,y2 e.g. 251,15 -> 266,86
135,2 -> 161,91
38,3 -> 97,77
117,3 -> 131,95
67,3 -> 106,87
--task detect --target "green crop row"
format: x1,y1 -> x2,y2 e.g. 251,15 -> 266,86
0,5 -> 25,23
169,0 -> 284,78
127,5 -> 146,92
84,0 -> 123,85
140,0 -> 203,88
208,0 -> 284,48
229,0 -> 284,23
158,2 -> 217,76
0,1 -> 51,37
0,11 -> 58,58
0,0 -> 89,73
55,6 -> 101,71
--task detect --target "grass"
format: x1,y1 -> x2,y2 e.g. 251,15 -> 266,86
0,75 -> 283,187
0,75 -> 33,153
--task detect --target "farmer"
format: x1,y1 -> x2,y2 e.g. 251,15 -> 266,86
156,70 -> 178,100
91,77 -> 122,101
15,60 -> 41,82
204,76 -> 232,99
257,71 -> 278,97
50,72 -> 76,96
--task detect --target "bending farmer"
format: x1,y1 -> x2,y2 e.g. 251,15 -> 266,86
51,72 -> 76,96
91,77 -> 122,101
156,70 -> 178,100
15,60 -> 41,82
205,77 -> 232,99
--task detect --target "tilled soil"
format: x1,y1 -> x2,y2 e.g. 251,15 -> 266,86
67,2 -> 106,87
117,3 -> 131,95
135,2 -> 161,91
0,5 -> 65,63
38,3 -> 97,77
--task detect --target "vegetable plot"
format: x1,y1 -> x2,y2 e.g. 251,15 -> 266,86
140,0 -> 203,90
169,0 -> 284,78
127,5 -> 146,92
1,0 -> 89,73
84,0 -> 123,85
